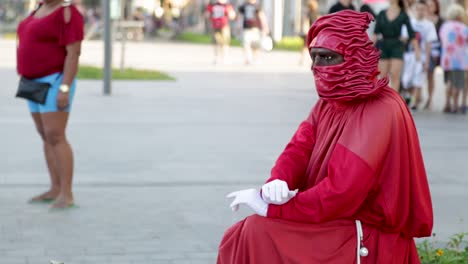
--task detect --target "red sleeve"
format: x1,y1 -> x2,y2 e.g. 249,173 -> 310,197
265,111 -> 316,191
267,143 -> 377,222
206,4 -> 213,15
59,5 -> 84,46
267,101 -> 393,223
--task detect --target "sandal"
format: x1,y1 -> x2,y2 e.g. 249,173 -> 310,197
49,203 -> 78,211
29,197 -> 55,204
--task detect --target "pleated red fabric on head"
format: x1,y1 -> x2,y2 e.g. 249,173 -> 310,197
307,10 -> 388,102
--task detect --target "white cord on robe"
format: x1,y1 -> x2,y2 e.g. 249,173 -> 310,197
355,220 -> 368,264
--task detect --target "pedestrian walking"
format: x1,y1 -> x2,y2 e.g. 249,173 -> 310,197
238,0 -> 270,65
373,0 -> 421,92
401,0 -> 438,110
205,0 -> 236,65
439,4 -> 468,114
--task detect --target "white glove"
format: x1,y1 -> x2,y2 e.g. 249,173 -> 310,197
261,179 -> 298,205
227,188 -> 268,217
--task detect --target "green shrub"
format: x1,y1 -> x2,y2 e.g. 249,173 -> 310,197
418,233 -> 468,263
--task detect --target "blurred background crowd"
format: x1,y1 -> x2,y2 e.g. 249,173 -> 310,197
0,0 -> 465,41
1,0 -> 467,113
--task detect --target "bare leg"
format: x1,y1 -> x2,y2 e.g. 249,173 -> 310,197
213,32 -> 221,65
300,46 -> 309,65
244,45 -> 253,65
444,82 -> 452,112
218,44 -> 223,63
407,87 -> 415,108
453,88 -> 460,113
413,87 -> 422,109
389,59 -> 404,92
41,112 -> 74,208
243,35 -> 253,65
252,47 -> 260,64
462,73 -> 468,113
221,27 -> 231,64
379,59 -> 392,92
425,70 -> 435,110
221,44 -> 228,64
378,59 -> 391,78
213,43 -> 218,64
29,113 -> 61,202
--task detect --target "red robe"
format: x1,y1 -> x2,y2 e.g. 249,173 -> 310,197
217,87 -> 433,263
218,11 -> 433,264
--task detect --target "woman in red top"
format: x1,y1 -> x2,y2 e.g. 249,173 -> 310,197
17,0 -> 84,209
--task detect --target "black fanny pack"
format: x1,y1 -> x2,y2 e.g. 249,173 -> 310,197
16,77 -> 52,105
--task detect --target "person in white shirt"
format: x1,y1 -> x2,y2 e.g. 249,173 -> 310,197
401,0 -> 438,110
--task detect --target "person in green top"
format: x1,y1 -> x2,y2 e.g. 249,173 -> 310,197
373,0 -> 421,92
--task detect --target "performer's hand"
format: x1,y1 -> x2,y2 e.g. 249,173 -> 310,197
261,179 -> 298,205
227,189 -> 268,217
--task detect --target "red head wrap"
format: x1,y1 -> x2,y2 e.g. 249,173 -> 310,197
307,10 -> 388,102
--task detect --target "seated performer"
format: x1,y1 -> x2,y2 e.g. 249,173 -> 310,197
218,10 -> 433,264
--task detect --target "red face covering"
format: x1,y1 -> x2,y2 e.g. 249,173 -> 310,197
307,10 -> 388,102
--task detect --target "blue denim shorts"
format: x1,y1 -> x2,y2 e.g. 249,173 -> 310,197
27,73 -> 77,113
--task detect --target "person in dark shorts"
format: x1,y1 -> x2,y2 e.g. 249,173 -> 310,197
439,4 -> 468,114
238,0 -> 269,65
373,0 -> 421,92
328,0 -> 355,14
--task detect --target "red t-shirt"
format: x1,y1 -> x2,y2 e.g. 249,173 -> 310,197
17,4 -> 84,79
206,3 -> 233,30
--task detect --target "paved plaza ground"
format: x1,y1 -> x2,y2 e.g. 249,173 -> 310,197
0,40 -> 467,263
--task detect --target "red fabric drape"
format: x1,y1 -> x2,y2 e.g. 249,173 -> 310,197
218,11 -> 432,264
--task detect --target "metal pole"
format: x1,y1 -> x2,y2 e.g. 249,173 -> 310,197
272,0 -> 283,42
294,0 -> 302,35
120,24 -> 126,72
103,0 -> 112,95
119,0 -> 126,72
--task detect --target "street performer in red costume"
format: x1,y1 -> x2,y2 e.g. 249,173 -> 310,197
218,10 -> 433,264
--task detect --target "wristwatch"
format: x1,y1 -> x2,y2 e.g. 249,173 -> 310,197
59,84 -> 70,93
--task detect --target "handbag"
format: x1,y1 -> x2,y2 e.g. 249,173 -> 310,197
16,77 -> 51,105
260,35 -> 273,52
